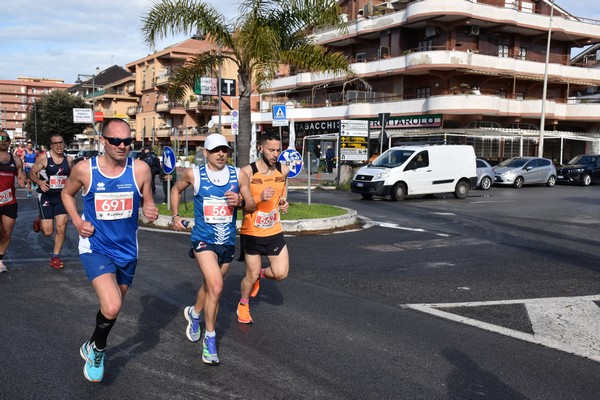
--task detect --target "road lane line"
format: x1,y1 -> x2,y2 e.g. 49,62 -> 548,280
405,294 -> 600,362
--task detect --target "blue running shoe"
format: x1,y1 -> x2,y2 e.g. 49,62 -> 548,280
184,306 -> 201,342
202,335 -> 219,365
80,341 -> 106,382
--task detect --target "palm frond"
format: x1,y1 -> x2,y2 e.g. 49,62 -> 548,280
167,51 -> 223,102
141,0 -> 231,48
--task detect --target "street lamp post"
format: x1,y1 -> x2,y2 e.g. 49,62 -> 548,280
76,74 -> 98,150
538,0 -> 555,158
33,100 -> 38,147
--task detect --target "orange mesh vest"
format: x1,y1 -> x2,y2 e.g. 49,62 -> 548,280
240,162 -> 286,237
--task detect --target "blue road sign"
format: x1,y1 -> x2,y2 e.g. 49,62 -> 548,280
162,146 -> 176,174
272,105 -> 287,120
278,149 -> 303,178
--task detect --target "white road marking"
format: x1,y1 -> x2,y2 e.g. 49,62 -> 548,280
362,237 -> 489,252
405,294 -> 600,362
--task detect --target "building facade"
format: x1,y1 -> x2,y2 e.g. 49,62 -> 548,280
253,0 -> 600,164
0,77 -> 72,144
126,38 -> 239,153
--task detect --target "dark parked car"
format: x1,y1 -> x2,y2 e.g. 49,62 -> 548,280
556,154 -> 600,186
74,150 -> 99,164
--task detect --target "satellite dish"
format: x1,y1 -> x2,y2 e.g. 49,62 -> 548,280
207,120 -> 215,128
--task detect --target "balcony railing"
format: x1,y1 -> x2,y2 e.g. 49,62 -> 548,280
155,126 -> 173,137
155,101 -> 185,112
155,73 -> 170,87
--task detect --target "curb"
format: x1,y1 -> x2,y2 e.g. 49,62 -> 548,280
140,207 -> 358,233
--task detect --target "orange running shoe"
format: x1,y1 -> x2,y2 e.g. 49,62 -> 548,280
250,277 -> 260,298
33,217 -> 41,233
237,303 -> 253,324
50,257 -> 64,269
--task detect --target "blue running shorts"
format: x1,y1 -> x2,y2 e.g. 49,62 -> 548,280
80,252 -> 137,286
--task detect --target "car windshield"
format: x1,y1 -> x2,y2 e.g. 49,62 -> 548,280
371,149 -> 415,168
567,155 -> 591,165
498,157 -> 528,168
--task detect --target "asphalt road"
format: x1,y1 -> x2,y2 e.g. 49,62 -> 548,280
1,182 -> 600,399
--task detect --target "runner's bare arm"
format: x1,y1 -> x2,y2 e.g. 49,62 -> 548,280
170,168 -> 194,231
134,159 -> 159,222
61,161 -> 95,238
14,157 -> 25,188
237,170 -> 256,213
29,153 -> 49,191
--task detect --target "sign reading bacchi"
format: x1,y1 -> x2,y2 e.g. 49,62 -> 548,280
369,114 -> 442,129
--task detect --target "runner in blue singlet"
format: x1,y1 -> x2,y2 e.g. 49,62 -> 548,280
170,133 -> 255,365
61,118 -> 158,383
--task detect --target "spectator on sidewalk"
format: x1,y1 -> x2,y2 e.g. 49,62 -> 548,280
325,145 -> 335,174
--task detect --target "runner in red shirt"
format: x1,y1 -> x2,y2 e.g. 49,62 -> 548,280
0,130 -> 26,273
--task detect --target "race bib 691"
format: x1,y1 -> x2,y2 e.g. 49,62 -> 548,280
95,192 -> 134,220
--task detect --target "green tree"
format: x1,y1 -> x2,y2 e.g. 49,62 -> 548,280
24,90 -> 88,148
141,0 -> 354,166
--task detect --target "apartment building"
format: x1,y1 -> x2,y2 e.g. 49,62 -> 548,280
256,0 -> 600,164
0,77 -> 72,143
126,38 -> 239,152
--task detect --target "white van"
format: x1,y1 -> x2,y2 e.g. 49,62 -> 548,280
351,145 -> 477,200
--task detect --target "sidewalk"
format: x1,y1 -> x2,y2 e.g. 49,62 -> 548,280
288,169 -> 338,189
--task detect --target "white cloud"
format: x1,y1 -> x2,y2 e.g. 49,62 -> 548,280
0,0 -> 239,82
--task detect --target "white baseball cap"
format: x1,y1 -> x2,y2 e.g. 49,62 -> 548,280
204,134 -> 231,151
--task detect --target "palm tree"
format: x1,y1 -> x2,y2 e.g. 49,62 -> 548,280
141,0 -> 354,166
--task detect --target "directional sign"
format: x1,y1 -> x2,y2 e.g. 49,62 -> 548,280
73,108 -> 93,123
162,146 -> 176,175
340,119 -> 369,162
231,110 -> 239,135
278,149 -> 303,178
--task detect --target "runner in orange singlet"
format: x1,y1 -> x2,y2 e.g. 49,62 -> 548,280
237,132 -> 290,324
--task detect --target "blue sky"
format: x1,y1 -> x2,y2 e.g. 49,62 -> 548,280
0,0 -> 597,83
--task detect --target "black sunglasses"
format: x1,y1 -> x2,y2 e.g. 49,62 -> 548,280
0,136 -> 10,142
103,136 -> 133,147
208,146 -> 229,154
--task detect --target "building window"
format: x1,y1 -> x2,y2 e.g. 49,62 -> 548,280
418,39 -> 433,52
416,87 -> 431,98
519,47 -> 527,60
499,44 -> 509,58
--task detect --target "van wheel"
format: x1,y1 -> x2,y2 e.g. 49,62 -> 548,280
479,176 -> 492,190
546,175 -> 556,187
391,183 -> 406,201
453,180 -> 470,199
580,173 -> 591,186
513,176 -> 524,188
361,194 -> 373,200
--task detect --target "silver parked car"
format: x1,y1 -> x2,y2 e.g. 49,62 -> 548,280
476,159 -> 494,190
493,157 -> 557,188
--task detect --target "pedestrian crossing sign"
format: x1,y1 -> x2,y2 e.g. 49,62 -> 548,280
272,105 -> 287,120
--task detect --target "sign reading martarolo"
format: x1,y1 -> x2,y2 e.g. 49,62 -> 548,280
369,114 -> 442,129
